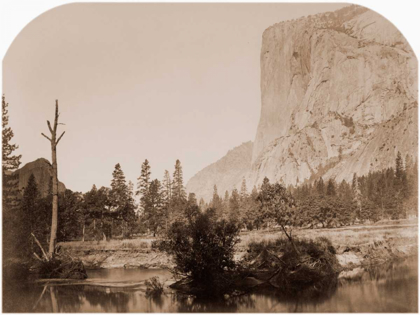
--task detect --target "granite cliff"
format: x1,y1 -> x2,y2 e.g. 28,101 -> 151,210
187,5 -> 418,201
13,158 -> 66,197
186,142 -> 253,202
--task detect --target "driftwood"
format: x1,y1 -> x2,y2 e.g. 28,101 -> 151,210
31,233 -> 49,261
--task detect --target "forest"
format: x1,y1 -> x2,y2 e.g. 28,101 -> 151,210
2,94 -> 418,261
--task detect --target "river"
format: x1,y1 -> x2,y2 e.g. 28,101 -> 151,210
3,257 -> 417,312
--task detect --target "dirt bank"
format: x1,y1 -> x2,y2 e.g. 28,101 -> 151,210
60,223 -> 417,274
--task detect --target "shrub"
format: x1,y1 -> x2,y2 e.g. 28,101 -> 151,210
246,236 -> 340,297
145,276 -> 164,297
160,208 -> 240,294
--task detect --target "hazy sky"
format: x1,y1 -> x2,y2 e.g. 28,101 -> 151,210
3,3 -> 347,193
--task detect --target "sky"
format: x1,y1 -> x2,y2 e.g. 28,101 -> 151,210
3,3 -> 347,193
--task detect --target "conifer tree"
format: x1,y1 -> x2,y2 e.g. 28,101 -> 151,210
240,178 -> 248,200
326,179 -> 336,196
143,179 -> 164,236
110,163 -> 129,206
211,185 -> 223,215
162,170 -> 172,205
198,197 -> 206,211
187,193 -> 198,207
137,159 -> 151,212
172,159 -> 186,201
21,174 -> 40,256
316,177 -> 325,195
229,187 -> 241,223
2,95 -> 23,259
223,190 -> 230,219
2,95 -> 22,174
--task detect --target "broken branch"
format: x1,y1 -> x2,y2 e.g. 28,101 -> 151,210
31,233 -> 49,261
41,133 -> 52,142
56,131 -> 65,145
47,121 -> 53,134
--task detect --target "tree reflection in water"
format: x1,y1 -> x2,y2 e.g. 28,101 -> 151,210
5,257 -> 417,313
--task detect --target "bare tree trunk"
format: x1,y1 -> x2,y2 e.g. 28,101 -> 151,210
41,100 -> 65,258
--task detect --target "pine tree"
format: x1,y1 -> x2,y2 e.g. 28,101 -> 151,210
161,170 -> 172,228
144,179 -> 165,236
316,177 -> 325,195
229,187 -> 241,223
223,190 -> 230,219
187,193 -> 197,207
2,95 -> 23,260
211,185 -> 223,216
162,170 -> 172,205
172,159 -> 186,201
240,178 -> 248,200
109,163 -> 135,237
137,159 -> 151,212
21,174 -> 40,256
2,95 -> 21,174
199,198 -> 206,211
395,151 -> 404,180
352,173 -> 358,190
110,163 -> 129,207
326,179 -> 336,196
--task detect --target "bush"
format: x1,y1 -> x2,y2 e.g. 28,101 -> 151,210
246,236 -> 340,297
145,276 -> 164,297
160,208 -> 240,294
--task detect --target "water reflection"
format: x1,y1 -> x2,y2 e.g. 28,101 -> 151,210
4,257 -> 417,313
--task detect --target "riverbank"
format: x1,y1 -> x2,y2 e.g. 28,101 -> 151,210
59,221 -> 418,276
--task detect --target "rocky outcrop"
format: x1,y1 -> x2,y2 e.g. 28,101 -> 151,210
187,5 -> 417,200
186,142 -> 253,202
13,158 -> 66,197
251,5 -> 417,187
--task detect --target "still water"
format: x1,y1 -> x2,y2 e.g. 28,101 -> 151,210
4,257 -> 418,312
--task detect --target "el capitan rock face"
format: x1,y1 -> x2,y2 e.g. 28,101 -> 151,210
187,5 -> 418,201
13,158 -> 66,197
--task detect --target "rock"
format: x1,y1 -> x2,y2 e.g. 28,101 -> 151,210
13,158 -> 66,197
186,5 -> 417,201
338,267 -> 364,280
337,252 -> 361,268
186,142 -> 253,201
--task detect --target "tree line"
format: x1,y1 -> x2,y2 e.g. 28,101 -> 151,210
2,94 -> 418,262
205,152 -> 417,230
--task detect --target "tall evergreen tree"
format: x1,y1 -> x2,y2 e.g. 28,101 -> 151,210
240,178 -> 248,200
187,193 -> 198,207
211,185 -> 223,216
161,170 -> 172,228
110,163 -> 129,207
2,95 -> 23,260
21,174 -> 40,255
137,159 -> 151,212
316,177 -> 325,195
172,159 -> 186,201
326,179 -> 336,196
144,179 -> 165,236
229,187 -> 241,223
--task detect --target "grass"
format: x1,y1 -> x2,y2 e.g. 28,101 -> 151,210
59,238 -> 154,251
237,220 -> 417,250
59,219 -> 417,253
